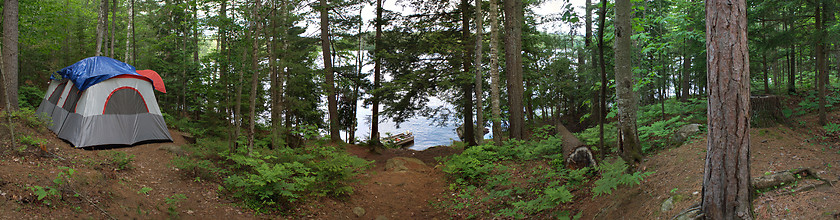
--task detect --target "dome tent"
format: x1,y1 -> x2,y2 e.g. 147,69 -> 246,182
35,56 -> 172,148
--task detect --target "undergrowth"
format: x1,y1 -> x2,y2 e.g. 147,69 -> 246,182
577,98 -> 707,153
440,126 -> 651,219
170,138 -> 370,213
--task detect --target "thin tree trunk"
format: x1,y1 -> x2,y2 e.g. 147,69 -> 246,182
104,0 -> 109,56
462,0 -> 477,147
248,0 -> 263,154
0,43 -> 14,149
2,0 -> 19,110
597,0 -> 607,160
95,0 -> 107,56
370,0 -> 383,148
504,0 -> 524,140
614,0 -> 642,164
474,0 -> 484,144
488,0 -> 502,145
234,0 -> 247,153
703,0 -> 753,218
320,0 -> 340,143
788,22 -> 796,94
125,0 -> 133,64
110,0 -> 116,58
681,51 -> 692,101
816,3 -> 826,125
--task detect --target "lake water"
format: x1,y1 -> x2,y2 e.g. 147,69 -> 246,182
342,97 -> 490,151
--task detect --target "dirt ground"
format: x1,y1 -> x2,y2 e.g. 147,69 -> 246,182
2,111 -> 840,219
576,112 -> 840,219
0,127 -> 258,219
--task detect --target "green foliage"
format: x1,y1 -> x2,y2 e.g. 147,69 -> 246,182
823,123 -> 840,134
592,159 -> 653,197
18,85 -> 45,110
185,141 -> 373,212
5,107 -> 52,130
100,151 -> 135,171
441,134 -> 585,218
165,194 -> 188,218
16,134 -> 47,148
26,166 -> 75,206
137,187 -> 153,195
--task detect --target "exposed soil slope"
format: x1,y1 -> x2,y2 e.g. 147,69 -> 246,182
576,113 -> 840,219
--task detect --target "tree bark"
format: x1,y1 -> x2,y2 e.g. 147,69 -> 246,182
370,0 -> 383,148
597,0 -> 607,160
614,0 -> 642,164
248,0 -> 262,154
110,0 -> 116,57
488,0 -> 502,145
320,0 -> 340,143
681,54 -> 691,102
703,0 -> 753,218
462,0 -> 477,147
2,0 -> 19,110
816,3 -> 827,126
95,0 -> 107,56
787,20 -> 796,94
125,0 -> 134,64
504,0 -> 524,140
474,0 -> 485,144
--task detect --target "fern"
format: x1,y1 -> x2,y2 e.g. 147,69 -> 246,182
592,159 -> 654,197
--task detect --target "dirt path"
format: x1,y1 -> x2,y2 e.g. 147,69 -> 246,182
302,145 -> 461,219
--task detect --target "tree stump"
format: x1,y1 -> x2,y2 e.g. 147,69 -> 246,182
750,95 -> 787,128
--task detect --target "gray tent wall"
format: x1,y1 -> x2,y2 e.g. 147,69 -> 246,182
36,77 -> 172,148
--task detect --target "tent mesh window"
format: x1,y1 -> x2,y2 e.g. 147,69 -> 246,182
62,85 -> 83,112
103,87 -> 149,114
48,80 -> 69,104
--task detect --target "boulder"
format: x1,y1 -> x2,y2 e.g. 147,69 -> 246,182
352,207 -> 366,217
385,157 -> 427,172
670,124 -> 702,145
158,144 -> 187,156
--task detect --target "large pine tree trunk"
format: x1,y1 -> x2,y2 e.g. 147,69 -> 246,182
504,0 -> 524,140
474,0 -> 484,145
2,0 -> 18,110
320,0 -> 340,143
95,0 -> 107,56
703,0 -> 753,218
488,0 -> 502,145
614,0 -> 642,164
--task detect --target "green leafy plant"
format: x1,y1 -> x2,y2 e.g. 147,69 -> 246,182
100,151 -> 135,171
26,166 -> 75,206
592,159 -> 654,196
165,194 -> 188,218
823,123 -> 840,134
137,187 -> 153,195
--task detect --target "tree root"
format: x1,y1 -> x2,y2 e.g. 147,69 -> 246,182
63,176 -> 116,220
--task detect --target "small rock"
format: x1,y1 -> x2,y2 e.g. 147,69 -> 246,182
158,144 -> 186,156
352,207 -> 366,217
669,124 -> 702,146
661,197 -> 675,212
376,215 -> 388,220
